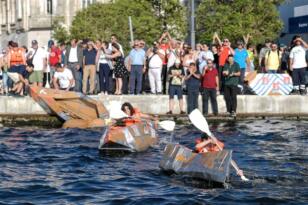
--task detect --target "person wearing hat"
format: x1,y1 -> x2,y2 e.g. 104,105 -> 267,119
289,35 -> 308,95
166,58 -> 185,114
27,40 -> 47,87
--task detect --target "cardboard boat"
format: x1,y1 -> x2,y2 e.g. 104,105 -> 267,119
99,121 -> 157,152
29,86 -> 109,128
159,144 -> 232,184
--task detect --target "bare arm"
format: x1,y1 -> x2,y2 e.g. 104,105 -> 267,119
53,77 -> 59,90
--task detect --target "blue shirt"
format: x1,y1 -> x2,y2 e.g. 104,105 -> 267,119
129,49 -> 145,65
186,69 -> 201,90
234,48 -> 248,69
83,49 -> 97,65
10,65 -> 30,78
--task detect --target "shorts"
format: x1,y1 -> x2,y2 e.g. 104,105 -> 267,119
29,70 -> 43,83
7,72 -> 20,83
169,85 -> 183,99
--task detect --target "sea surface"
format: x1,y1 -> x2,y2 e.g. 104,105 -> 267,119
0,120 -> 307,205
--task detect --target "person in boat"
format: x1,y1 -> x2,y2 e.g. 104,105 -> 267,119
117,102 -> 158,126
195,133 -> 245,178
195,133 -> 224,153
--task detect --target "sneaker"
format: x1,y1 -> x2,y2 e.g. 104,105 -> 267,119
231,111 -> 236,117
166,111 -> 173,115
290,90 -> 300,95
180,111 -> 186,115
213,112 -> 218,116
300,89 -> 306,95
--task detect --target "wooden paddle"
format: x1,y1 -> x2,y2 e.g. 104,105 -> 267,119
189,109 -> 249,181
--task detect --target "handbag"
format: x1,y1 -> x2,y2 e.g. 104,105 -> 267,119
26,48 -> 38,65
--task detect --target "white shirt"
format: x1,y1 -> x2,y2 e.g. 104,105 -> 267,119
149,54 -> 163,69
68,47 -> 78,63
289,46 -> 307,69
54,68 -> 75,89
167,49 -> 177,68
29,47 -> 47,71
98,51 -> 108,64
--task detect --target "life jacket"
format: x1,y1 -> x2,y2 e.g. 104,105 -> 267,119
10,48 -> 24,66
121,108 -> 142,126
195,138 -> 224,153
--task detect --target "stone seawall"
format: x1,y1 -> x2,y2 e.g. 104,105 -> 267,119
0,95 -> 307,116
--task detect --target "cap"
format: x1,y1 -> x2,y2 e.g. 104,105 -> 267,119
32,40 -> 38,45
48,40 -> 54,48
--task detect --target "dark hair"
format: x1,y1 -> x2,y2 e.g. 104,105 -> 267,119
121,102 -> 135,116
112,43 -> 120,51
189,62 -> 196,66
22,45 -> 28,53
27,63 -> 34,68
201,133 -> 209,140
55,63 -> 62,68
111,34 -> 118,39
228,54 -> 234,58
8,41 -> 14,47
12,42 -> 18,48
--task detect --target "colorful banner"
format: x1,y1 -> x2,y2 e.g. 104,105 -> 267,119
248,74 -> 293,96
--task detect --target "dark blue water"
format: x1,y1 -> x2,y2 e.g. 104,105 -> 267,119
0,120 -> 307,205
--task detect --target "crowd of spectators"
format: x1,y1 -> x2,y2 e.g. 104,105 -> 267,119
0,32 -> 307,116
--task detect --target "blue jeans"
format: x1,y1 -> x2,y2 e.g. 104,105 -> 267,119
129,65 -> 143,94
240,69 -> 246,85
2,72 -> 8,90
99,63 -> 110,92
67,63 -> 82,92
267,70 -> 277,74
187,89 -> 199,114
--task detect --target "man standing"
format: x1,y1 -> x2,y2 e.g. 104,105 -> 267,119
259,40 -> 272,72
53,63 -> 75,91
223,55 -> 241,117
65,39 -> 83,92
128,40 -> 146,95
201,59 -> 219,116
234,41 -> 250,91
289,36 -> 308,95
185,62 -> 201,114
82,41 -> 97,94
264,42 -> 281,73
27,40 -> 47,87
48,40 -> 61,79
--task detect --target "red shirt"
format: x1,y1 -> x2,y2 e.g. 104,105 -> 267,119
49,47 -> 61,66
159,44 -> 169,65
202,67 -> 218,89
219,46 -> 230,67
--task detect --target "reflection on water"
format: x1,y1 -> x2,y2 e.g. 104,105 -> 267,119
0,120 -> 307,204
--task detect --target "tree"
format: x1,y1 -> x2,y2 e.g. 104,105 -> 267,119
53,0 -> 187,52
196,0 -> 284,45
52,16 -> 70,44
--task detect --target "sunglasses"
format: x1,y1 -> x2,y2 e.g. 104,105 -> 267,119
224,40 -> 229,42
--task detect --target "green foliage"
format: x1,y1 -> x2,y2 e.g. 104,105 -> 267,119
196,0 -> 284,45
52,16 -> 70,44
53,0 -> 186,52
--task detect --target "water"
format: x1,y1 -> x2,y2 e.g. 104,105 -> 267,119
0,120 -> 307,205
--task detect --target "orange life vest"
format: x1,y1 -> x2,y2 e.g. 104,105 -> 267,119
195,138 -> 224,153
10,48 -> 24,66
122,108 -> 142,126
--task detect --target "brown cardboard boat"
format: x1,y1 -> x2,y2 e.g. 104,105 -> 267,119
159,144 -> 232,184
29,86 -> 109,128
99,121 -> 157,152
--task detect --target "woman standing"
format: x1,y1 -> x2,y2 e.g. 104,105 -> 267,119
96,41 -> 111,95
106,43 -> 128,95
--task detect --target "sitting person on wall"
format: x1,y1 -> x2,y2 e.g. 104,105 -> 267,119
7,63 -> 34,96
53,63 -> 75,91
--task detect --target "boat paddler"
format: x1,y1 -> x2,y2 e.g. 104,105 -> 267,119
195,133 -> 245,177
119,102 -> 159,126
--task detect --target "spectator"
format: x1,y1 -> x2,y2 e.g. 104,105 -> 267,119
289,36 -> 308,95
128,40 -> 146,95
106,43 -> 128,95
223,55 -> 241,117
202,59 -> 219,116
211,44 -> 219,69
53,63 -> 75,91
247,44 -> 257,72
1,48 -> 9,94
82,41 -> 97,95
166,59 -> 185,114
185,62 -> 201,114
259,40 -> 271,72
264,42 -> 281,73
96,41 -> 112,95
147,45 -> 164,94
65,39 -> 83,92
109,34 -> 124,56
198,44 -> 214,74
7,42 -> 26,74
27,40 -> 47,87
158,32 -> 171,94
60,43 -> 66,66
234,40 -> 250,91
48,40 -> 61,81
213,33 -> 234,94
279,44 -> 289,74
7,63 -> 34,96
182,46 -> 196,75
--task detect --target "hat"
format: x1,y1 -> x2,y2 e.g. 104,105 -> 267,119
32,40 -> 38,45
48,40 -> 54,48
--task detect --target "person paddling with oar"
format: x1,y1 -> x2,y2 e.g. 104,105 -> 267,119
189,108 -> 249,181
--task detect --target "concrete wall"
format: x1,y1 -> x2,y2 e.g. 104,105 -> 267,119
0,95 -> 307,116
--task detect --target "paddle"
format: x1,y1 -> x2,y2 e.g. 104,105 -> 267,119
189,109 -> 249,181
109,108 -> 175,132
